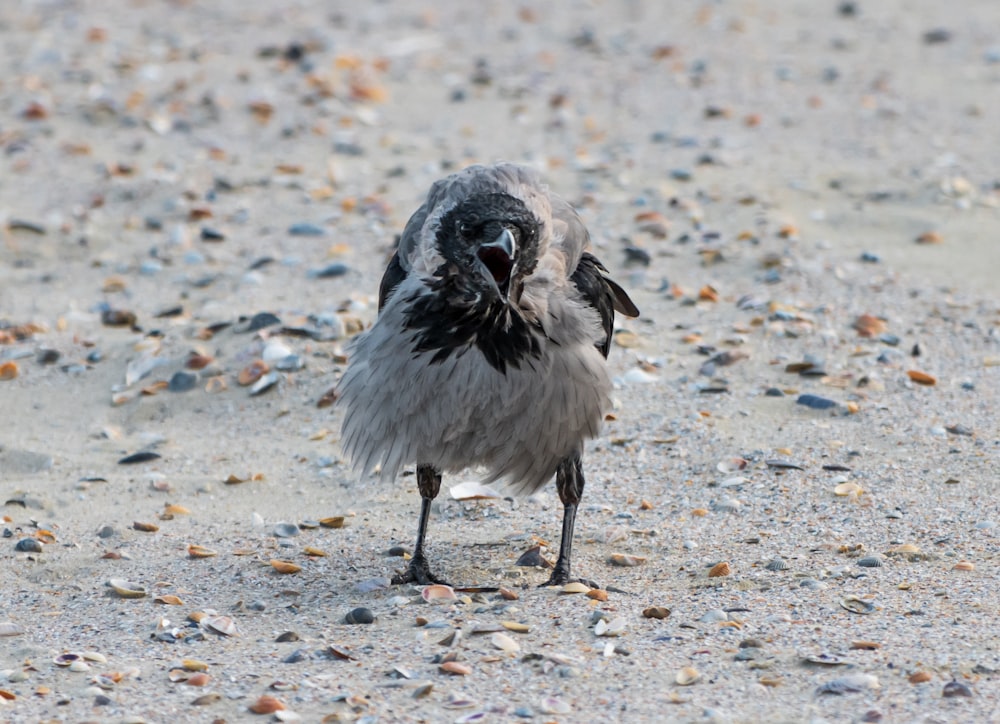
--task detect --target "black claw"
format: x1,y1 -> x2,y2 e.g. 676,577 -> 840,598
392,555 -> 449,586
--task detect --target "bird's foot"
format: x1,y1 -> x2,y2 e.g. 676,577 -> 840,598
538,561 -> 599,589
392,555 -> 449,586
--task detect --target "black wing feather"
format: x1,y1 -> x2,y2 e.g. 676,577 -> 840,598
378,249 -> 406,311
570,252 -> 639,359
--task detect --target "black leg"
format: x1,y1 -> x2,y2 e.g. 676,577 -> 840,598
392,464 -> 449,585
541,451 -> 590,587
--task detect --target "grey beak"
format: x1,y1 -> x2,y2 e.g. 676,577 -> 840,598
476,228 -> 517,297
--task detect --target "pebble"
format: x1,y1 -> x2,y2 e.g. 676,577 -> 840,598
345,607 -> 375,625
167,371 -> 198,392
288,222 -> 326,236
308,263 -> 350,279
14,538 -> 43,553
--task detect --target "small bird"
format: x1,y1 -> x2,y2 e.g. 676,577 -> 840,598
338,163 -> 638,586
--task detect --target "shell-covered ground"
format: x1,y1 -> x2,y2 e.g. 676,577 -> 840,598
2,1 -> 999,721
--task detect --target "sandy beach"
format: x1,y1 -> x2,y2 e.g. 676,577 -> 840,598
2,1 -> 999,721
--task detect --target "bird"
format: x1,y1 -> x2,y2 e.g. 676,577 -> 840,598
337,162 -> 639,587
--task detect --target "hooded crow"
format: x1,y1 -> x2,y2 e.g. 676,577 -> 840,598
338,163 -> 639,586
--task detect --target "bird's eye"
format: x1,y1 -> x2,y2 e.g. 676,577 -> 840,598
458,221 -> 474,237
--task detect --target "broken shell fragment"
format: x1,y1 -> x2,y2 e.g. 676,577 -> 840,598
270,559 -> 302,574
840,596 -> 875,615
439,661 -> 471,676
490,632 -> 520,653
675,666 -> 701,686
154,594 -> 184,605
708,561 -> 731,577
594,617 -> 626,637
608,553 -> 646,567
108,578 -> 147,598
249,695 -> 286,714
238,360 -> 269,386
187,544 -> 217,559
421,584 -> 458,603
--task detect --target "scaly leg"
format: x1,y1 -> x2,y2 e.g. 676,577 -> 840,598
541,451 -> 592,587
392,464 -> 449,585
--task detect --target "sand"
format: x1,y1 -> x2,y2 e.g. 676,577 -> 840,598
2,1 -> 999,721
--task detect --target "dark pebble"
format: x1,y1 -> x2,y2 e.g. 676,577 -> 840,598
288,222 -> 326,237
276,631 -> 300,642
859,251 -> 880,263
154,306 -> 184,318
7,219 -> 46,234
765,387 -> 785,397
308,263 -> 350,279
386,545 -> 410,557
345,607 -> 376,625
15,538 -> 43,553
450,88 -> 467,102
878,333 -> 900,346
167,371 -> 198,392
249,256 -> 275,270
797,394 -> 838,410
923,28 -> 952,44
623,247 -> 651,267
515,544 -> 553,569
117,451 -> 162,465
200,227 -> 225,242
942,680 -> 973,698
144,216 -> 163,230
96,525 -> 116,539
86,350 -> 103,363
94,695 -> 112,706
36,348 -> 60,364
283,649 -> 308,664
101,309 -> 137,327
837,1 -> 857,17
332,141 -> 365,156
670,168 -> 693,182
245,311 -> 282,332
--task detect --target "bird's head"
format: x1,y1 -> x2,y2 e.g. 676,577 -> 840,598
435,192 -> 540,302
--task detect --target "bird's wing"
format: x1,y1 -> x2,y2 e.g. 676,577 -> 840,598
569,252 -> 640,358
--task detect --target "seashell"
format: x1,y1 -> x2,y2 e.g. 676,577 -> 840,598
262,342 -> 294,364
490,632 -> 520,653
833,481 -> 863,497
720,476 -> 748,488
303,546 -> 327,557
192,693 -> 222,706
642,606 -> 671,620
594,617 -> 626,637
187,544 -> 217,559
439,661 -> 471,676
168,668 -> 191,682
421,584 -> 458,603
14,538 -> 43,553
108,578 -> 146,598
953,560 -> 975,571
906,370 -> 936,386
608,553 -> 646,567
560,581 -> 591,595
850,641 -> 881,650
717,457 -> 748,473
586,589 -> 609,602
942,680 -> 973,698
675,666 -> 701,686
909,671 -> 932,684
0,361 -> 19,380
186,353 -> 214,370
344,607 -> 375,625
691,508 -> 708,517
449,481 -> 502,500
154,595 -> 184,605
237,360 -> 269,386
328,645 -> 356,661
0,621 -> 24,637
272,522 -> 300,538
184,672 -> 211,686
699,609 -> 729,624
765,557 -> 789,571
711,497 -> 741,513
182,659 -> 209,672
202,615 -> 238,636
501,621 -> 529,633
270,559 -> 302,574
759,675 -> 782,687
857,556 -> 884,568
540,697 -> 571,715
853,314 -> 887,338
54,653 -> 83,666
412,683 -> 433,699
163,503 -> 190,516
498,588 -> 519,601
133,521 -> 160,532
516,545 -> 552,569
804,653 -> 848,666
841,596 -> 875,615
708,561 -> 731,577
249,695 -> 286,714
815,673 -> 880,695
69,660 -> 90,672
319,516 -> 346,528
915,230 -> 943,244
889,544 -> 921,555
250,371 -> 281,395
187,611 -> 207,624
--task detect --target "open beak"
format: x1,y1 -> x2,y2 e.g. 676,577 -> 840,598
476,228 -> 516,299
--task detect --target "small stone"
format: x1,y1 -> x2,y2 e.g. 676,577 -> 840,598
288,222 -> 326,236
345,607 -> 375,625
14,538 -> 43,553
167,371 -> 198,392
